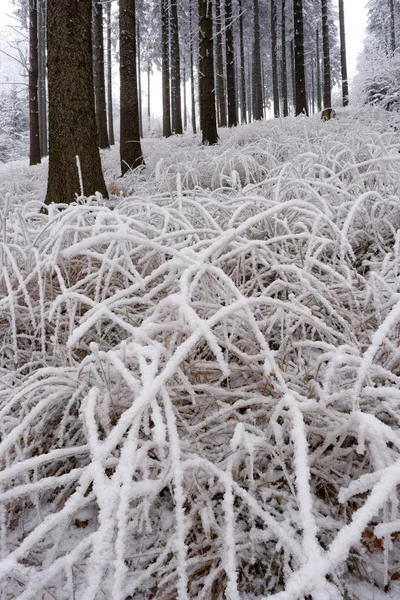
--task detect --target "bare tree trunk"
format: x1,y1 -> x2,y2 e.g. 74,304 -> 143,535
198,0 -> 218,144
281,0 -> 288,117
119,0 -> 144,173
94,0 -> 109,149
38,0 -> 47,157
107,0 -> 115,145
293,0 -> 308,115
29,0 -> 41,166
389,0 -> 396,53
161,0 -> 171,137
291,38 -> 295,111
321,0 -> 331,109
46,0 -> 107,204
271,0 -> 280,117
215,0 -> 227,127
238,0 -> 247,123
338,0 -> 349,107
183,62 -> 187,130
316,27 -> 322,111
225,0 -> 237,126
147,61 -> 151,132
170,0 -> 183,134
252,0 -> 263,120
137,20 -> 143,138
189,0 -> 197,133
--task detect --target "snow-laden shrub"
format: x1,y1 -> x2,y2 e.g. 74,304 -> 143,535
1,111 -> 400,599
0,88 -> 29,163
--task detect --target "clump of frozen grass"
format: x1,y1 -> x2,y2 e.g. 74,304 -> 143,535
1,108 -> 400,599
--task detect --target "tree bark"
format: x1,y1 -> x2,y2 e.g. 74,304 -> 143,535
161,0 -> 171,137
170,0 -> 183,134
238,0 -> 247,123
281,0 -> 288,117
45,0 -> 107,204
389,0 -> 396,53
29,0 -> 41,166
147,60 -> 151,132
316,27 -> 322,111
198,0 -> 218,145
225,0 -> 237,126
252,0 -> 263,120
94,0 -> 109,149
189,0 -> 197,133
137,20 -> 143,138
271,0 -> 280,117
293,0 -> 308,115
215,0 -> 227,127
107,0 -> 115,145
38,0 -> 47,157
321,0 -> 331,109
338,0 -> 349,107
119,0 -> 144,174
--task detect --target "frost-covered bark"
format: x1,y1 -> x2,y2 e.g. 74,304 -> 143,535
45,0 -> 107,204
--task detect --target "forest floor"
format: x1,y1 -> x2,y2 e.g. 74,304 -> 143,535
1,107 -> 400,599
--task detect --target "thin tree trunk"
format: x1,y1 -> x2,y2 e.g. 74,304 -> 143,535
389,0 -> 396,53
170,0 -> 183,134
271,0 -> 280,117
291,38 -> 295,111
311,58 -> 315,113
94,0 -> 109,149
238,0 -> 246,123
189,0 -> 197,133
46,0 -> 108,204
252,0 -> 263,120
119,0 -> 144,173
183,62 -> 187,130
321,0 -> 331,109
29,0 -> 41,165
38,0 -> 47,157
215,0 -> 227,127
293,0 -> 308,115
338,0 -> 349,106
198,0 -> 218,144
161,0 -> 171,137
147,61 -> 151,132
247,53 -> 252,122
316,27 -> 322,111
137,20 -> 143,138
225,0 -> 237,126
281,0 -> 288,117
107,0 -> 115,145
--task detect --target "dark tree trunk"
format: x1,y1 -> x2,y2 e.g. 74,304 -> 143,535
316,27 -> 322,111
170,0 -> 183,134
161,0 -> 171,137
238,0 -> 247,123
389,0 -> 396,53
338,0 -> 349,107
281,0 -> 288,117
215,0 -> 227,127
198,0 -> 218,145
29,0 -> 41,166
183,62 -> 187,130
189,0 -> 197,133
225,0 -> 237,126
271,0 -> 280,117
147,61 -> 151,132
137,21 -> 143,138
45,0 -> 107,204
94,0 -> 109,149
119,0 -> 144,174
311,58 -> 315,113
291,38 -> 295,111
252,0 -> 263,120
38,0 -> 47,157
107,0 -> 115,145
293,0 -> 308,115
321,0 -> 331,109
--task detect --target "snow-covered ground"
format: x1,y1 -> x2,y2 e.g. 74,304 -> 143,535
1,107 -> 400,599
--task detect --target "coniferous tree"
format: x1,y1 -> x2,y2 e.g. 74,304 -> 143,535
119,0 -> 144,173
271,0 -> 280,117
189,0 -> 197,133
45,0 -> 107,204
338,0 -> 349,106
215,0 -> 227,127
29,0 -> 41,166
252,0 -> 263,120
281,0 -> 289,117
198,0 -> 218,144
316,27 -> 322,111
225,0 -> 237,126
38,0 -> 47,157
107,0 -> 115,145
94,0 -> 110,149
161,0 -> 171,137
238,0 -> 247,123
321,0 -> 331,109
389,0 -> 396,52
170,0 -> 183,134
293,0 -> 308,115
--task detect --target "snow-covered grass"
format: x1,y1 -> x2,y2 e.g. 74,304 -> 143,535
1,107 -> 400,599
